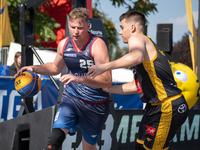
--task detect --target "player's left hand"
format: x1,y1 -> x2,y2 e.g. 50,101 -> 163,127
87,64 -> 106,78
60,74 -> 83,84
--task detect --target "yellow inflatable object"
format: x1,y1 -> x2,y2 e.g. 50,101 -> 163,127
170,62 -> 199,109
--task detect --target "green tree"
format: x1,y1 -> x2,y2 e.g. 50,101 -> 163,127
93,0 -> 158,60
111,0 -> 158,60
93,2 -> 119,59
173,33 -> 192,69
7,0 -> 60,46
114,46 -> 129,60
110,0 -> 158,23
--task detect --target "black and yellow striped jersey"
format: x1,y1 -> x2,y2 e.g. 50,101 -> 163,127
132,36 -> 182,104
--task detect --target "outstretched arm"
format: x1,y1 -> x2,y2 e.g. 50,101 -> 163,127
103,78 -> 137,95
88,36 -> 145,78
14,39 -> 66,78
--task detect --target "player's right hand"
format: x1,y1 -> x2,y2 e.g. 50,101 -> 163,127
87,64 -> 106,78
14,66 -> 34,78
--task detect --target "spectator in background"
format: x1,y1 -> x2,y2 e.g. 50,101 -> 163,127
9,52 -> 21,76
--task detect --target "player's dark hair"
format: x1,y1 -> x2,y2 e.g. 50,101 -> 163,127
119,10 -> 146,26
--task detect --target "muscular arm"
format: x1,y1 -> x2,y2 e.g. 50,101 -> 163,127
103,78 -> 137,95
88,36 -> 146,78
87,38 -> 112,88
14,39 -> 66,78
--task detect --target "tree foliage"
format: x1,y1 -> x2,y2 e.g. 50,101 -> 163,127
114,46 -> 129,60
93,2 -> 119,59
110,0 -> 158,23
108,0 -> 158,60
7,0 -> 60,46
173,33 -> 192,69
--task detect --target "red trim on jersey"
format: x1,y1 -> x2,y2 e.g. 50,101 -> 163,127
78,97 -> 109,104
90,37 -> 100,59
62,37 -> 69,57
72,32 -> 92,52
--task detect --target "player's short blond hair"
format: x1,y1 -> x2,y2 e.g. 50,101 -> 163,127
69,7 -> 89,22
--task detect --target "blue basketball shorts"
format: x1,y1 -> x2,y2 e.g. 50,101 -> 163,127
53,92 -> 110,145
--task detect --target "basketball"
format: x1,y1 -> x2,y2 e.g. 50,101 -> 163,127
15,71 -> 42,97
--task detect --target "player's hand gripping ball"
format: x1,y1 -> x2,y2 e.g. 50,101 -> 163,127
15,71 -> 42,97
170,62 -> 199,109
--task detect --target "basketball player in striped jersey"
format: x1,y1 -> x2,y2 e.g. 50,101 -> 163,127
15,8 -> 112,150
88,10 -> 188,150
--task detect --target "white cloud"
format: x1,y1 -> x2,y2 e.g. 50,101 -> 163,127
168,11 -> 198,26
193,11 -> 198,26
168,14 -> 187,25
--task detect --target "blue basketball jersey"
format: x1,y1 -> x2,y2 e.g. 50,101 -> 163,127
62,32 -> 109,103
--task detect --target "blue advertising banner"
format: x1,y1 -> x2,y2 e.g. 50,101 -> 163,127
0,77 -> 59,122
0,77 -> 142,122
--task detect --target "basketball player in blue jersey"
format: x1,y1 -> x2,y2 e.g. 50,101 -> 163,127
88,10 -> 188,150
14,8 -> 112,150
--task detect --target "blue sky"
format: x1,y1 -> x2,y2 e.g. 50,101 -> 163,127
93,0 -> 199,48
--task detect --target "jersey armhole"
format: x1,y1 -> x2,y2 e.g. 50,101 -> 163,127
90,37 -> 100,59
141,34 -> 157,62
61,37 -> 69,57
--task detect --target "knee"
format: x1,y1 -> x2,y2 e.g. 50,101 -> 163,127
135,142 -> 146,150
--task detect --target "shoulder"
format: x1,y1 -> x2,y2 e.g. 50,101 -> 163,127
57,37 -> 69,54
128,35 -> 145,46
58,37 -> 69,48
92,37 -> 107,48
91,37 -> 108,54
130,34 -> 146,41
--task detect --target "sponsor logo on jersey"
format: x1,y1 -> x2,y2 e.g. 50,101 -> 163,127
132,68 -> 137,76
64,53 -> 77,57
74,73 -> 88,76
91,135 -> 97,138
84,49 -> 90,56
178,104 -> 187,113
66,48 -> 72,51
47,145 -> 52,149
135,79 -> 143,93
146,125 -> 156,136
170,82 -> 177,87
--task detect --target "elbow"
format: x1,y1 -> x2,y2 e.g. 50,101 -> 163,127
52,67 -> 63,75
107,80 -> 112,88
134,55 -> 144,65
104,78 -> 112,89
102,71 -> 112,88
126,55 -> 144,67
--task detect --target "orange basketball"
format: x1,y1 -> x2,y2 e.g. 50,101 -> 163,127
15,71 -> 42,97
